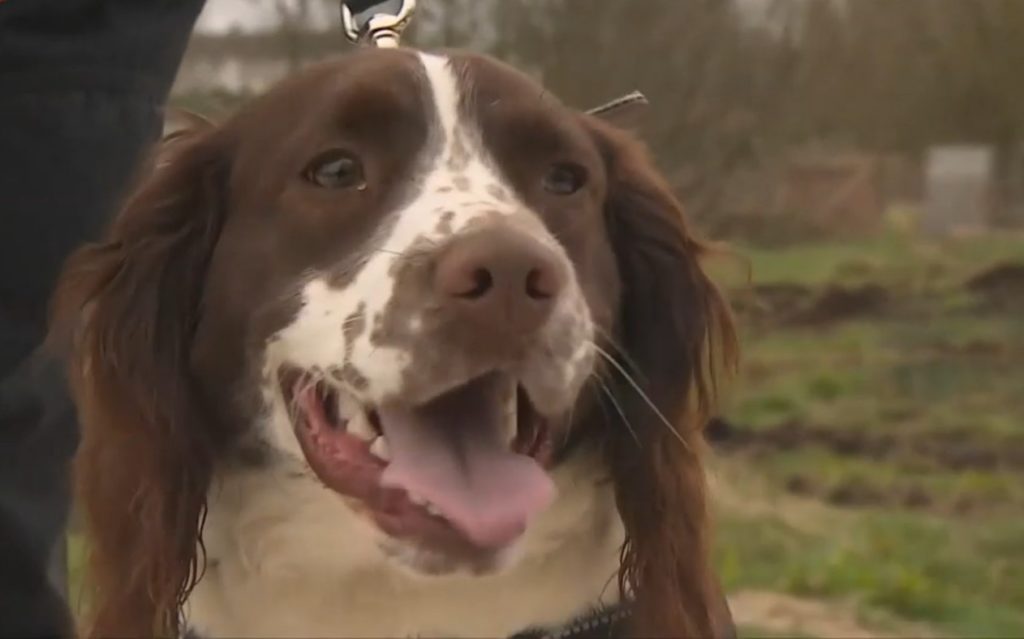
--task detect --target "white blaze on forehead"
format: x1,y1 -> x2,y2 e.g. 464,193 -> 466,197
409,53 -> 559,246
419,53 -> 460,144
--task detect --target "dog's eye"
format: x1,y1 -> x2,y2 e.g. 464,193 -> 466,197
304,150 -> 366,189
543,163 -> 587,195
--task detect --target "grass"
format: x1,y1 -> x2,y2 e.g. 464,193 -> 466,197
66,533 -> 90,622
747,445 -> 1024,515
732,315 -> 1024,442
713,230 -> 1024,637
716,230 -> 1024,289
715,495 -> 1024,638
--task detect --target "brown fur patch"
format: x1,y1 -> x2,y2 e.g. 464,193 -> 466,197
486,184 -> 510,203
435,210 -> 456,235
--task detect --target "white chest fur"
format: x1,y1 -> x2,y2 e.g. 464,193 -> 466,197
185,451 -> 623,638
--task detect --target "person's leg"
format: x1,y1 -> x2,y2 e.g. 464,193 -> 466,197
0,2 -> 204,635
0,354 -> 77,638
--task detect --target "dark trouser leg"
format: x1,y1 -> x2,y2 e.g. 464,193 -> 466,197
0,88 -> 168,639
0,354 -> 77,638
0,2 -> 205,635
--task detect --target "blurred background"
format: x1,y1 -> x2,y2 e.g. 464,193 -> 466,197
125,1 -> 1024,636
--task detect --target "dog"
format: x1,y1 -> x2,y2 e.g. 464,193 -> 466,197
53,48 -> 737,638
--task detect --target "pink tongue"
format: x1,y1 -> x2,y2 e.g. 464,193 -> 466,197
377,375 -> 555,549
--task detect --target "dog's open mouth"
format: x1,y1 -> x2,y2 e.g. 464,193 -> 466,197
279,367 -> 555,554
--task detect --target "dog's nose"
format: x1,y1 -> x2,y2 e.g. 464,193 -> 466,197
435,226 -> 567,336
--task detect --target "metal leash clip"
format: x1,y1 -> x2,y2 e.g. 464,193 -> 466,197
341,0 -> 417,48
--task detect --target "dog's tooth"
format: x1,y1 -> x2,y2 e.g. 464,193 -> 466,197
348,413 -> 375,441
502,379 -> 518,447
409,493 -> 427,506
426,503 -> 442,517
506,405 -> 518,447
369,436 -> 391,461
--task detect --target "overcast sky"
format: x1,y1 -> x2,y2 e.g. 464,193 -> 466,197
195,0 -> 329,32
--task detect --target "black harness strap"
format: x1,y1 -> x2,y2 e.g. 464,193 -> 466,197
510,603 -> 630,639
183,603 -> 629,639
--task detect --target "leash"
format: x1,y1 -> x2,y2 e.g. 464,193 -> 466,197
341,0 -> 416,48
338,0 -> 647,120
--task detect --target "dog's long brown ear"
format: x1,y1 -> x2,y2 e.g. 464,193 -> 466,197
50,127 -> 227,638
584,117 -> 738,638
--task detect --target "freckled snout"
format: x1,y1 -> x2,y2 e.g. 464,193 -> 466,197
435,226 -> 568,338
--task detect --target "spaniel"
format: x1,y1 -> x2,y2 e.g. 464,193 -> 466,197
53,48 -> 737,639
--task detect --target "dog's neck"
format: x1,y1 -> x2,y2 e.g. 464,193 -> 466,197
185,448 -> 624,638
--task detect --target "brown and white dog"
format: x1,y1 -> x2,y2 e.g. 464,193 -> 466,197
53,48 -> 737,638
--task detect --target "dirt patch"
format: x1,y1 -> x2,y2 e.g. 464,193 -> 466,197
728,590 -> 929,639
708,418 -> 1024,514
779,471 -> 939,511
792,284 -> 889,325
708,418 -> 1024,472
929,337 -> 1008,358
731,283 -> 814,325
967,261 -> 1024,296
966,261 -> 1024,310
732,283 -> 890,327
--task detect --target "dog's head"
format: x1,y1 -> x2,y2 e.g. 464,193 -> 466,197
54,48 -> 735,637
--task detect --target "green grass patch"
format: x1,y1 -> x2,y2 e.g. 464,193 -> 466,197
743,446 -> 1024,514
737,625 -> 816,639
715,507 -> 1024,637
730,231 -> 1024,289
66,533 -> 90,621
729,314 -> 1024,443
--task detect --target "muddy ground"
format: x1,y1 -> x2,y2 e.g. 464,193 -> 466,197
731,258 -> 1024,328
707,415 -> 1024,514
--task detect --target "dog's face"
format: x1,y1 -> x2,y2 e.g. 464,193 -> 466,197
189,49 -> 620,573
59,47 -> 734,638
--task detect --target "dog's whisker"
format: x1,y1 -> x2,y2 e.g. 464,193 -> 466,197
591,325 -> 640,376
588,377 -> 615,444
593,375 -> 640,446
598,570 -> 620,604
365,235 -> 439,261
285,369 -> 331,423
557,403 -> 574,450
589,372 -> 634,446
591,343 -> 689,449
